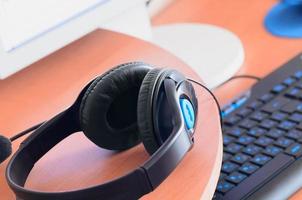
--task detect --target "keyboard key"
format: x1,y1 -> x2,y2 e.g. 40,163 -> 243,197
248,127 -> 266,137
286,129 -> 302,140
225,143 -> 244,154
236,108 -> 253,117
263,145 -> 282,156
223,152 -> 232,162
281,101 -> 302,113
275,137 -> 294,148
259,119 -> 277,129
271,84 -> 286,94
289,113 -> 302,123
285,87 -> 301,99
250,111 -> 268,122
216,181 -> 235,193
285,143 -> 302,158
226,172 -> 247,184
239,163 -> 259,175
231,153 -> 250,164
247,101 -> 263,110
261,97 -> 289,113
283,77 -> 296,86
278,120 -> 296,130
294,71 -> 302,79
271,112 -> 288,121
227,127 -> 245,137
224,115 -> 241,126
223,135 -> 236,146
259,93 -> 274,103
254,136 -> 274,147
243,145 -> 262,156
251,154 -> 272,166
237,135 -> 255,145
239,119 -> 257,129
266,128 -> 285,139
222,162 -> 239,173
296,123 -> 302,130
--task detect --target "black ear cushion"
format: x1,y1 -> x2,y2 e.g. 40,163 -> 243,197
137,68 -> 163,155
80,62 -> 151,150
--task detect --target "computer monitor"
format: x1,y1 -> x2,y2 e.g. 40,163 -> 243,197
0,0 -> 151,79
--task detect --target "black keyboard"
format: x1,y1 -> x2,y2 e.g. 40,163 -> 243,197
213,53 -> 302,200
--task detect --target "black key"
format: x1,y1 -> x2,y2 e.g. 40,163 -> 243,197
286,129 -> 302,140
259,119 -> 277,129
261,97 -> 289,113
236,108 -> 253,117
226,127 -> 245,137
225,143 -> 244,154
239,163 -> 259,175
239,119 -> 257,129
226,172 -> 247,184
285,143 -> 302,158
294,71 -> 302,79
266,128 -> 285,139
254,136 -> 273,147
223,154 -> 294,200
223,152 -> 232,162
285,87 -> 301,99
222,162 -> 239,173
278,120 -> 297,131
248,127 -> 266,137
223,135 -> 236,146
283,77 -> 296,86
251,154 -> 272,166
271,112 -> 288,121
289,113 -> 302,123
242,145 -> 262,156
271,84 -> 286,94
247,101 -> 263,110
250,111 -> 268,122
263,145 -> 282,156
259,93 -> 274,103
281,100 -> 302,113
237,135 -> 255,145
275,137 -> 294,148
216,181 -> 235,194
224,115 -> 241,126
231,153 -> 251,164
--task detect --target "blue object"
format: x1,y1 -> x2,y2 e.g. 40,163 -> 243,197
180,98 -> 195,130
265,0 -> 302,38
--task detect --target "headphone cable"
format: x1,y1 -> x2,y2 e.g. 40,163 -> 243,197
9,122 -> 44,142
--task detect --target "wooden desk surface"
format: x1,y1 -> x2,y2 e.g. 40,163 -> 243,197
153,0 -> 302,198
0,30 -> 222,199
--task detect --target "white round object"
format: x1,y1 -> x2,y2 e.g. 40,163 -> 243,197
152,23 -> 245,88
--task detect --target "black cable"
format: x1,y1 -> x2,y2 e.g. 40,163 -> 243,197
10,122 -> 44,142
219,75 -> 261,88
187,78 -> 223,129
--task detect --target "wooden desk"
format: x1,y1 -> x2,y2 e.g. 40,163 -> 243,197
153,0 -> 302,198
0,30 -> 222,199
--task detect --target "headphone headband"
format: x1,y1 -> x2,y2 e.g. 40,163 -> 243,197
6,69 -> 195,200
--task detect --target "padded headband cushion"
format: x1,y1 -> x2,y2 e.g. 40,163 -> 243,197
80,62 -> 151,150
137,68 -> 163,155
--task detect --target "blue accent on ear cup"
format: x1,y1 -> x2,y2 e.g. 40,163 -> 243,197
265,1 -> 302,38
180,99 -> 195,130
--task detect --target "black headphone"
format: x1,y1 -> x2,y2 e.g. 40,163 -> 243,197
2,62 -> 198,200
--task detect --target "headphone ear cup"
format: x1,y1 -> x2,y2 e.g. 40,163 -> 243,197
80,62 -> 151,150
137,68 -> 163,155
